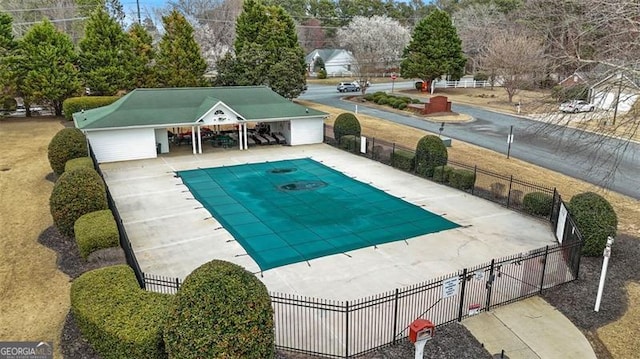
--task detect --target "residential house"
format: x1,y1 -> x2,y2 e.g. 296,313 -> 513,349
305,49 -> 356,77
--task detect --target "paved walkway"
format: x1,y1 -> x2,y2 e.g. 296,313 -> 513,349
463,296 -> 597,359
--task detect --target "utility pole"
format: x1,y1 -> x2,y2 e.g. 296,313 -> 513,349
611,74 -> 623,126
136,0 -> 142,24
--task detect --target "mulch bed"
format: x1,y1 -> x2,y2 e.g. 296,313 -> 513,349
40,207 -> 638,359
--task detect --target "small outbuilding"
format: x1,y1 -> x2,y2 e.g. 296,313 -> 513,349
73,86 -> 327,163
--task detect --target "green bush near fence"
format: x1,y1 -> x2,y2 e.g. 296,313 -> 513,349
568,192 -> 617,257
63,96 -> 120,120
65,157 -> 94,173
432,165 -> 453,183
50,167 -> 108,237
164,260 -> 274,359
522,192 -> 553,217
71,265 -> 171,359
333,113 -> 361,142
390,149 -> 415,172
48,128 -> 88,176
74,210 -> 119,259
415,135 -> 448,177
448,168 -> 475,190
339,135 -> 359,152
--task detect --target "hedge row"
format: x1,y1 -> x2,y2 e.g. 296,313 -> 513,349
522,192 -> 553,217
71,265 -> 172,359
63,96 -> 120,120
74,210 -> 119,259
432,165 -> 474,190
390,149 -> 414,171
364,91 -> 420,110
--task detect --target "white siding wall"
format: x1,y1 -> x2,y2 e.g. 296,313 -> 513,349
154,128 -> 170,153
325,52 -> 355,76
592,90 -> 638,113
87,128 -> 156,163
289,118 -> 324,146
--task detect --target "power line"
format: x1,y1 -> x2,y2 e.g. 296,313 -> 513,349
13,17 -> 88,26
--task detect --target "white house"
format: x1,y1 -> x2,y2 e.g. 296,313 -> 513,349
73,86 -> 327,163
306,49 -> 357,77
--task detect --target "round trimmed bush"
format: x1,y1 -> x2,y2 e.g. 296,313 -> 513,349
448,168 -> 475,190
568,192 -> 618,256
71,265 -> 171,359
415,135 -> 448,177
74,210 -> 119,259
522,192 -> 553,216
65,156 -> 94,173
333,113 -> 361,142
376,97 -> 388,105
50,167 -> 108,237
164,260 -> 274,359
48,128 -> 88,176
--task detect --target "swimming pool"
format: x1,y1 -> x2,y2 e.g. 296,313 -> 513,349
177,158 -> 459,271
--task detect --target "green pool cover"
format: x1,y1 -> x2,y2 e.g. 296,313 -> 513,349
178,158 -> 459,271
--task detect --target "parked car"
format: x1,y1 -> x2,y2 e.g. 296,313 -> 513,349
559,100 -> 595,113
337,82 -> 361,92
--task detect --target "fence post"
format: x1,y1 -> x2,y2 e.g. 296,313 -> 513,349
345,301 -> 350,358
457,268 -> 468,322
506,175 -> 513,208
391,143 -> 396,167
539,246 -> 549,294
485,259 -> 495,311
550,188 -> 558,221
175,277 -> 180,292
392,288 -> 399,344
371,137 -> 376,159
471,165 -> 477,195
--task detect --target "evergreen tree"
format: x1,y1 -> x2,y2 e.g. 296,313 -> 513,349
155,10 -> 208,87
216,0 -> 306,98
400,10 -> 466,86
0,12 -> 16,103
13,20 -> 80,116
79,7 -> 134,95
128,22 -> 155,88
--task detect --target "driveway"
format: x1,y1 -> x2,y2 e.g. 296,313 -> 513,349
300,83 -> 640,199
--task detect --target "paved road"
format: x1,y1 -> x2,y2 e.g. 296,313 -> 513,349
300,82 -> 640,199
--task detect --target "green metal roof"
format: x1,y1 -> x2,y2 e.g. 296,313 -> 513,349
73,86 -> 326,130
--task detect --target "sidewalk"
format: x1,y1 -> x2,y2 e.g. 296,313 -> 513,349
463,296 -> 597,359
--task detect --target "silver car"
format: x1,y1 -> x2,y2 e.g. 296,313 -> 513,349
559,100 -> 595,113
337,82 -> 361,92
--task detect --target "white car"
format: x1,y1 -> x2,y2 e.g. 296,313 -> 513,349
559,100 -> 595,113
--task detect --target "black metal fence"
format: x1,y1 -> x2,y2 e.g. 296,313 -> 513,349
324,125 -> 556,218
89,139 -> 583,358
140,236 -> 581,358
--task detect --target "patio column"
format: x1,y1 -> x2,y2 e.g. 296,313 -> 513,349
191,125 -> 196,154
238,124 -> 243,150
243,123 -> 249,150
197,126 -> 202,154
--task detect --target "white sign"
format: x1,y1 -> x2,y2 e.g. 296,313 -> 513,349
507,134 -> 514,144
360,136 -> 367,154
442,277 -> 459,298
556,203 -> 567,243
469,304 -> 481,316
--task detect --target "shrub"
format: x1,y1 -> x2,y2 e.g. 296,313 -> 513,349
74,210 -> 119,259
164,260 -> 274,359
372,91 -> 387,99
522,192 -> 553,217
432,165 -> 453,183
391,99 -> 401,108
65,157 -> 94,173
473,72 -> 489,81
1,96 -> 16,111
317,68 -> 327,79
568,192 -> 618,257
448,168 -> 475,190
398,102 -> 407,110
339,135 -> 359,152
376,97 -> 388,105
415,135 -> 448,177
333,113 -> 361,142
50,167 -> 108,237
390,149 -> 415,172
71,265 -> 171,359
48,128 -> 88,176
364,94 -> 375,101
62,96 -> 120,120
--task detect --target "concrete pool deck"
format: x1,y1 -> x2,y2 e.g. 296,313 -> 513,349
100,144 -> 557,300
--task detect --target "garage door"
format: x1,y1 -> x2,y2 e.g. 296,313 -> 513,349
87,128 -> 156,163
289,118 -> 323,146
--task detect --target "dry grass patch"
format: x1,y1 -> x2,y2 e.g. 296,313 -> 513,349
597,282 -> 640,358
0,117 -> 68,358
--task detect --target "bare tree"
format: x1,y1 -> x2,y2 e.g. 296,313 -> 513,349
480,29 -> 546,103
453,3 -> 506,75
337,15 -> 410,94
297,18 -> 326,54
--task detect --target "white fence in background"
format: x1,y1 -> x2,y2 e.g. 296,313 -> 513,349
432,79 -> 497,89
